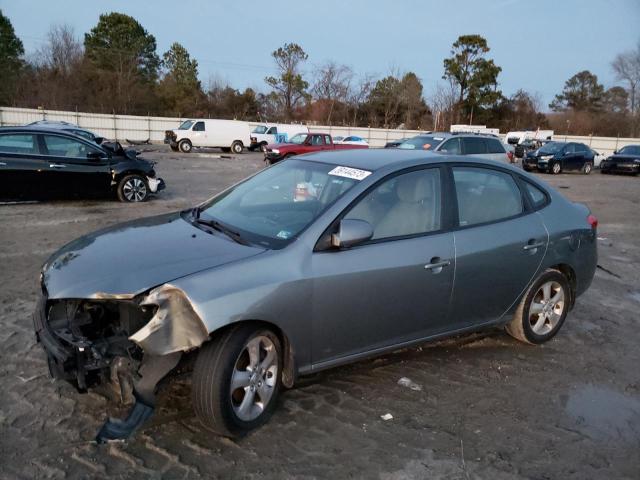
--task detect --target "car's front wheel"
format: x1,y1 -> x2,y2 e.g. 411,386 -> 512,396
505,269 -> 570,344
192,324 -> 282,437
582,162 -> 593,174
117,174 -> 149,202
551,162 -> 562,174
179,139 -> 192,153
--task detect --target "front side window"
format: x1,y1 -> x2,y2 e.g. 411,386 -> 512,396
267,127 -> 277,134
193,121 -> 205,132
0,134 -> 37,154
344,168 -> 441,241
288,134 -> 309,144
199,159 -> 364,247
463,137 -> 488,154
310,135 -> 323,146
324,135 -> 331,145
453,167 -> 523,227
43,135 -> 101,158
564,144 -> 576,154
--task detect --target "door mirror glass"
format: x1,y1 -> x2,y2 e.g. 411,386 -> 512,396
331,219 -> 373,248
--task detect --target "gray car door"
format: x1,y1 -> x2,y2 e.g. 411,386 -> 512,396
447,165 -> 548,330
310,167 -> 455,367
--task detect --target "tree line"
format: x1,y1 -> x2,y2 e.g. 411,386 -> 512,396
1,10 -> 639,136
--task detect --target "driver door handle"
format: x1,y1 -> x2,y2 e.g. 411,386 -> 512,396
49,164 -> 66,169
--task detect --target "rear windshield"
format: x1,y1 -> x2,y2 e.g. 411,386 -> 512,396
398,136 -> 445,150
538,142 -> 564,154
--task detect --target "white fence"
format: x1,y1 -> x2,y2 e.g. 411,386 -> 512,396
1,106 -> 638,154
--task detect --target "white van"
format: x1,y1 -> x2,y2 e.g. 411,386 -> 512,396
164,119 -> 251,154
249,124 -> 309,152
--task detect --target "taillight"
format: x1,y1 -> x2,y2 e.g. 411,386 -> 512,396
587,214 -> 598,230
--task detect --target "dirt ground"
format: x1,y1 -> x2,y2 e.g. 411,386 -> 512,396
1,146 -> 639,480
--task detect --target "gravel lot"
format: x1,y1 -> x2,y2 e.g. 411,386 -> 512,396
1,146 -> 639,479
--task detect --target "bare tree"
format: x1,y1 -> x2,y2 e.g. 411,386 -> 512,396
611,42 -> 640,116
430,80 -> 458,131
312,61 -> 353,124
35,25 -> 83,74
346,73 -> 376,126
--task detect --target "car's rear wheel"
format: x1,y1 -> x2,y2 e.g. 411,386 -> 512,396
582,162 -> 593,174
551,162 -> 562,174
179,139 -> 192,153
192,324 -> 282,437
117,174 -> 149,202
231,141 -> 243,154
505,269 -> 570,345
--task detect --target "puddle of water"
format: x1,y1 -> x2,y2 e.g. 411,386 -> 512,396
563,385 -> 640,442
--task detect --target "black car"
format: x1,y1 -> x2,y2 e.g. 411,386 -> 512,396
0,127 -> 165,202
600,145 -> 640,175
523,141 -> 595,174
27,120 -> 105,144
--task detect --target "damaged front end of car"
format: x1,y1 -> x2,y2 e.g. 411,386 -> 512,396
33,282 -> 209,442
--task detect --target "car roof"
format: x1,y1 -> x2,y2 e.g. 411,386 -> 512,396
0,126 -> 100,142
296,148 -> 517,172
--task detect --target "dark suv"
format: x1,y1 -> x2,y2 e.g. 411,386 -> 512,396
523,141 -> 595,174
398,133 -> 510,163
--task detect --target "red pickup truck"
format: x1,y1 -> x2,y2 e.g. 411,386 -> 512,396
264,132 -> 368,165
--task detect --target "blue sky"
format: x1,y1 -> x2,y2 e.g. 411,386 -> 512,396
2,0 -> 639,111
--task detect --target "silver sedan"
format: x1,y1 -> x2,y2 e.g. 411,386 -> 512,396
35,149 -> 597,440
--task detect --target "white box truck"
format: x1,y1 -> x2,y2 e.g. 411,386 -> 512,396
164,119 -> 252,154
249,124 -> 309,152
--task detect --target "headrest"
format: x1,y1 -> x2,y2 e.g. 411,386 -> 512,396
396,174 -> 433,203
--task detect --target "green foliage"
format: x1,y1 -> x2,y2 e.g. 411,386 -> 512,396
443,34 -> 502,119
84,12 -> 159,82
550,70 -> 605,112
264,43 -> 310,120
0,9 -> 24,104
158,42 -> 205,115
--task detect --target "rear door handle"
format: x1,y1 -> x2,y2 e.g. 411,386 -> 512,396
523,241 -> 545,251
49,164 -> 66,169
0,162 -> 6,166
424,257 -> 451,273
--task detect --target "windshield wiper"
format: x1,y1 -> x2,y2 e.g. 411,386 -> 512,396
194,216 -> 249,246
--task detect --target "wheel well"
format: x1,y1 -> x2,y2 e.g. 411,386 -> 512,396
232,140 -> 244,146
179,138 -> 192,144
551,263 -> 577,308
207,320 -> 296,388
113,170 -> 148,186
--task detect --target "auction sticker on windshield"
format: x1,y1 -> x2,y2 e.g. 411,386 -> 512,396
328,166 -> 372,181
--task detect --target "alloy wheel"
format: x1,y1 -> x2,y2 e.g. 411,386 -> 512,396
552,163 -> 561,174
528,281 -> 565,335
230,335 -> 278,422
123,177 -> 147,202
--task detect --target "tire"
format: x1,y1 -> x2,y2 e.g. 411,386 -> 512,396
231,141 -> 243,154
551,162 -> 562,174
505,269 -> 571,345
264,158 -> 273,167
192,324 -> 282,438
117,174 -> 149,202
179,139 -> 192,153
582,162 -> 593,175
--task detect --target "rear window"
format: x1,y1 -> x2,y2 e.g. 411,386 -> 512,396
523,181 -> 548,209
463,137 -> 488,154
487,139 -> 506,154
0,134 -> 37,154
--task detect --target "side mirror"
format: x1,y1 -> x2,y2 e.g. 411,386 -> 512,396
94,137 -> 105,145
613,150 -> 617,154
331,219 -> 373,249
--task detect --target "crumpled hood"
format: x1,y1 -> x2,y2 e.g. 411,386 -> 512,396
42,212 -> 265,299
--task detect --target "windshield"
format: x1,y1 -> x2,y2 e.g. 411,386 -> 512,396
179,120 -> 195,130
398,136 -> 444,150
618,145 -> 640,155
538,142 -> 565,154
252,126 -> 268,134
288,134 -> 309,144
197,159 -> 366,248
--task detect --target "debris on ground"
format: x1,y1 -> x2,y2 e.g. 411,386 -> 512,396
398,377 -> 423,391
380,413 -> 393,421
